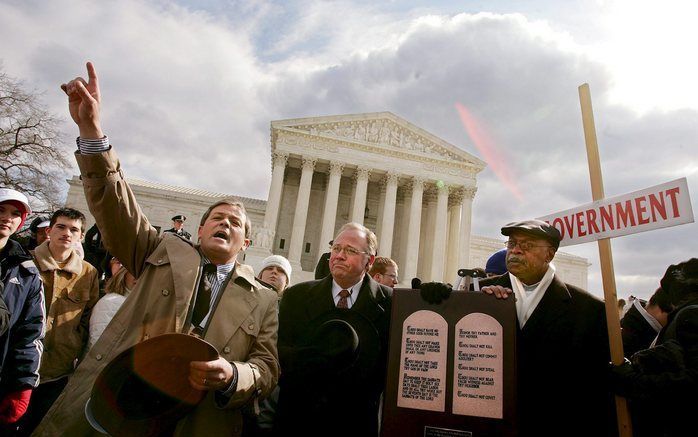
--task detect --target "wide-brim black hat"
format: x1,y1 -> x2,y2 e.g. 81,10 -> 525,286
310,308 -> 381,382
85,333 -> 218,437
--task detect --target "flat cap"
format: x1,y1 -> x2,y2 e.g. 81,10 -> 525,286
171,214 -> 186,221
501,219 -> 561,248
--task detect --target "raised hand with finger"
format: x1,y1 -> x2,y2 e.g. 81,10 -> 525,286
60,61 -> 103,139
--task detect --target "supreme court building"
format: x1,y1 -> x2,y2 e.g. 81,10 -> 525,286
66,112 -> 589,288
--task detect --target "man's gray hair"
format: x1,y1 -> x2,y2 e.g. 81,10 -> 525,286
336,222 -> 377,256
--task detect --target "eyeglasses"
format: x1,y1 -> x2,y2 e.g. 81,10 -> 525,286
382,273 -> 399,281
505,240 -> 552,251
331,244 -> 369,257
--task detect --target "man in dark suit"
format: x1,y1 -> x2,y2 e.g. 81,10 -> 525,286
276,223 -> 391,437
422,219 -> 616,436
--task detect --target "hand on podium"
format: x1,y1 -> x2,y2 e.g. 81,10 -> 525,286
481,285 -> 514,299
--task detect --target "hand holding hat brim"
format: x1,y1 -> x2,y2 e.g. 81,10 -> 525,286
87,333 -> 218,436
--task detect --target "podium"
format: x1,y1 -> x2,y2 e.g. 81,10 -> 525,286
382,289 -> 517,437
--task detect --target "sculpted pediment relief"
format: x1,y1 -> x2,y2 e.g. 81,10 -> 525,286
273,113 -> 483,167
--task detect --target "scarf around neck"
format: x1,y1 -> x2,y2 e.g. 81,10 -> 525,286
510,263 -> 556,328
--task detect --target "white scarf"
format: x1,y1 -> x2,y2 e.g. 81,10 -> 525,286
631,298 -> 663,333
510,264 -> 556,328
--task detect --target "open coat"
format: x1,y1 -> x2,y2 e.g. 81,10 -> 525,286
478,274 -> 616,437
33,241 -> 99,382
276,274 -> 392,437
33,148 -> 279,436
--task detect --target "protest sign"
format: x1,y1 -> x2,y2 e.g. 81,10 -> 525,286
538,178 -> 693,247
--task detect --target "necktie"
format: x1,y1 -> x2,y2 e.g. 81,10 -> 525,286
337,289 -> 351,309
192,263 -> 218,327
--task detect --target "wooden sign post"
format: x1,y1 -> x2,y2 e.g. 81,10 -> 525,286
578,83 -> 632,437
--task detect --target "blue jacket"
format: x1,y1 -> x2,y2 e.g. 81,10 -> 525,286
0,239 -> 45,394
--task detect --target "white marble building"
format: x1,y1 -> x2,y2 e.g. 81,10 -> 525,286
65,112 -> 589,287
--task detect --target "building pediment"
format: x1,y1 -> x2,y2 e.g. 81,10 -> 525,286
271,112 -> 485,172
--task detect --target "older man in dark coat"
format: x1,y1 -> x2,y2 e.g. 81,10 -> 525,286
422,220 -> 616,436
276,223 -> 391,437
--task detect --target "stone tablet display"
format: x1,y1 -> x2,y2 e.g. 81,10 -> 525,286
382,290 -> 517,437
397,310 -> 448,412
452,313 -> 503,418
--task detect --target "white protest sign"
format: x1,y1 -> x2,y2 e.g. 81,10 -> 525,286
538,178 -> 694,247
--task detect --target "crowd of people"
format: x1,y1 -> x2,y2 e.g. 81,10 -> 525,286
0,61 -> 695,437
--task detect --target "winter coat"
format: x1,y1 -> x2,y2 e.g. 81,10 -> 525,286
615,297 -> 698,437
32,241 -> 99,382
34,147 -> 279,436
0,240 -> 45,395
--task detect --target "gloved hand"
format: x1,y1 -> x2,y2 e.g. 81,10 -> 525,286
420,282 -> 452,305
0,388 -> 32,424
608,358 -> 637,397
631,339 -> 685,374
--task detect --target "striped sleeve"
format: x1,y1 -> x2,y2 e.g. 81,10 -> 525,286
76,136 -> 110,154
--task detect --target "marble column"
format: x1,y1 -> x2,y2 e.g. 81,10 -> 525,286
418,188 -> 436,279
288,158 -> 316,265
262,152 -> 288,231
430,183 -> 450,281
350,167 -> 370,225
458,186 -> 477,269
317,161 -> 344,261
375,183 -> 386,238
396,186 -> 412,282
402,177 -> 424,284
378,172 -> 399,258
445,187 -> 464,283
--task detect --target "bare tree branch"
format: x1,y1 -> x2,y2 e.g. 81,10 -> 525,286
1,68 -> 71,211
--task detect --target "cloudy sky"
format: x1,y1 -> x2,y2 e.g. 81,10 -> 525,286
1,0 -> 696,300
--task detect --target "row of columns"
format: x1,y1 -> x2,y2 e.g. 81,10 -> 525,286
262,152 -> 477,282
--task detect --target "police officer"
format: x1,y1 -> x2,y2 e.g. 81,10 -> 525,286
163,214 -> 191,240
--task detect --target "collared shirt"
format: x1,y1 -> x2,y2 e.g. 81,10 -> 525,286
331,277 -> 363,309
193,259 -> 238,399
198,256 -> 235,328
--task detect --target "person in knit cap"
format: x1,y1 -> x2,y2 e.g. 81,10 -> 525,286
246,254 -> 292,436
485,248 -> 507,277
257,255 -> 292,296
0,188 -> 45,431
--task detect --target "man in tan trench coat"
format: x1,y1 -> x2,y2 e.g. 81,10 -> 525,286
34,62 -> 279,436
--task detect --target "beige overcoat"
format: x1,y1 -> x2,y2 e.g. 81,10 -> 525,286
33,148 -> 279,436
